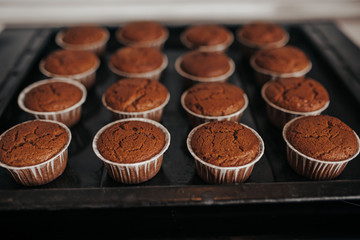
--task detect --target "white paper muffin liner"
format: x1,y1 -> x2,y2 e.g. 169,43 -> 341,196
102,92 -> 170,122
180,30 -> 234,52
261,81 -> 330,128
282,116 -> 360,180
39,57 -> 100,89
250,55 -> 312,86
92,118 -> 171,184
0,119 -> 72,186
116,28 -> 169,49
187,122 -> 264,184
181,90 -> 248,127
108,55 -> 168,81
236,30 -> 289,58
55,27 -> 110,56
18,78 -> 87,128
175,55 -> 235,88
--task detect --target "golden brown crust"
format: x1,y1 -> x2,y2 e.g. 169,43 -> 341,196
0,121 -> 69,167
96,121 -> 165,163
120,21 -> 167,42
62,25 -> 107,45
183,24 -> 231,46
286,115 -> 359,161
239,22 -> 287,45
191,121 -> 260,167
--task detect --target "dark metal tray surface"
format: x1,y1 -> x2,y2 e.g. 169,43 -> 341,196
0,23 -> 360,210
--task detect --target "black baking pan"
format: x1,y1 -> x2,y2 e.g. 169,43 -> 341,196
0,22 -> 360,211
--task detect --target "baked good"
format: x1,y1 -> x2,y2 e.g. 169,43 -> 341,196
237,21 -> 289,57
102,78 -> 170,121
39,49 -> 100,89
116,21 -> 168,48
109,47 -> 168,80
56,25 -> 109,55
187,121 -> 264,183
250,46 -> 312,85
261,77 -> 329,128
0,119 -> 71,186
181,24 -> 234,51
181,82 -> 248,126
283,115 -> 360,179
18,78 -> 87,127
175,50 -> 235,86
93,118 -> 171,184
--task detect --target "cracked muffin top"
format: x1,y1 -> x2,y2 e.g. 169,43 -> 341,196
24,81 -> 83,112
0,120 -> 69,167
190,121 -> 260,167
96,120 -> 165,163
263,77 -> 329,112
110,47 -> 164,73
285,115 -> 359,161
253,46 -> 310,74
103,78 -> 168,112
42,49 -> 99,75
180,51 -> 231,78
182,24 -> 232,47
61,25 -> 108,45
184,82 -> 246,116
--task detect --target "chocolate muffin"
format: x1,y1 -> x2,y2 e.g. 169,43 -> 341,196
181,24 -> 234,51
116,21 -> 168,48
109,47 -> 168,80
0,120 -> 71,186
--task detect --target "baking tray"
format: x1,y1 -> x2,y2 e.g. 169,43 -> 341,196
0,22 -> 360,211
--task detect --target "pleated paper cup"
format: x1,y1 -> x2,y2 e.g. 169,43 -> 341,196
108,55 -> 168,81
175,55 -> 235,88
180,31 -> 234,52
39,58 -> 100,89
0,120 -> 71,186
250,55 -> 312,86
261,82 -> 329,128
55,27 -> 110,56
92,118 -> 171,184
187,122 -> 264,184
181,90 -> 248,127
116,28 -> 169,49
18,78 -> 87,128
283,116 -> 360,180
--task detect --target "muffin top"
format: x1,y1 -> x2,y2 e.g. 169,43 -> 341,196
61,25 -> 108,45
110,47 -> 164,73
120,21 -> 167,42
286,115 -> 359,161
183,24 -> 232,47
96,120 -> 165,163
238,22 -> 287,45
264,77 -> 329,112
104,78 -> 168,112
24,81 -> 83,112
0,120 -> 69,167
191,121 -> 260,167
253,46 -> 310,73
184,82 -> 246,116
42,49 -> 99,75
180,51 -> 231,78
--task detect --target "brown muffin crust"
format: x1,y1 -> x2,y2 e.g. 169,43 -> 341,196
43,49 -> 98,75
104,78 -> 168,112
239,22 -> 287,45
184,82 -> 245,116
180,51 -> 231,77
191,121 -> 260,167
24,82 -> 83,112
120,21 -> 167,42
96,120 -> 165,163
183,25 -> 231,46
62,25 -> 107,45
110,47 -> 164,73
286,115 -> 359,161
254,46 -> 310,73
0,120 -> 69,167
264,77 -> 329,112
